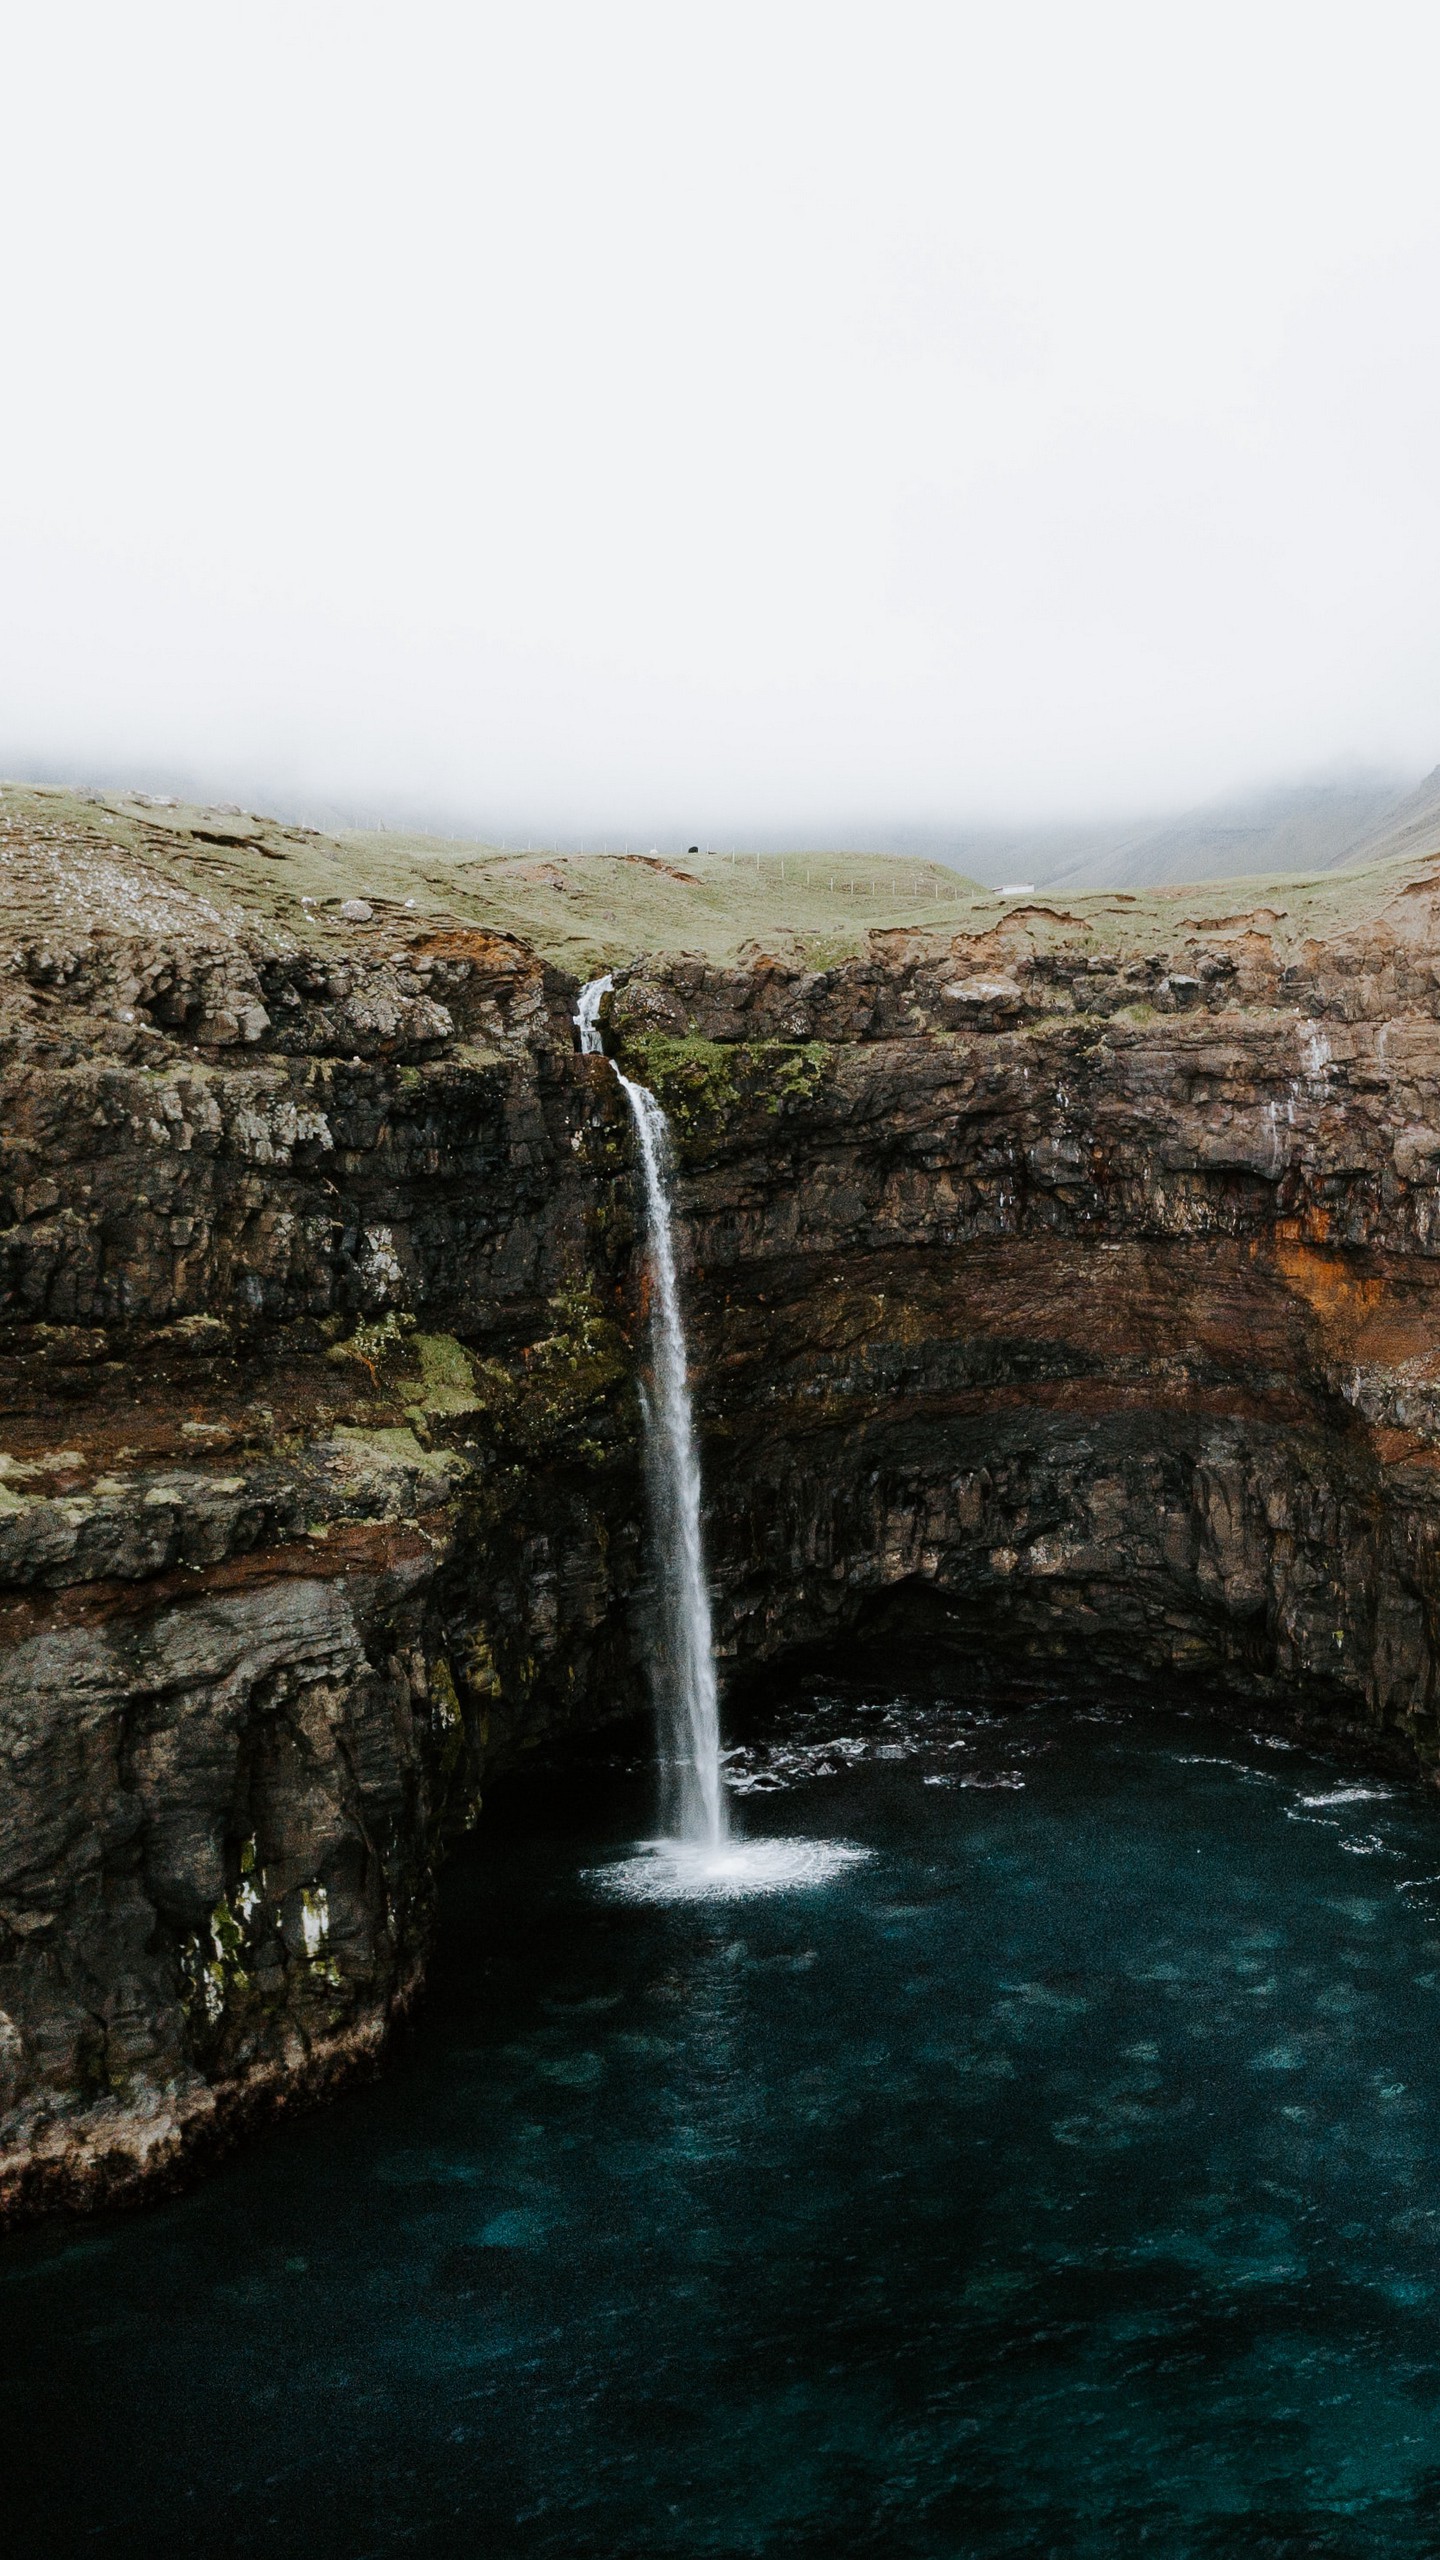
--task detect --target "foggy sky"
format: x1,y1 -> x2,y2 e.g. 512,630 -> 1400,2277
4,1 -> 1439,841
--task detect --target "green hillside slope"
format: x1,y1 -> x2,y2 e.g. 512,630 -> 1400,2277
5,777 -> 1440,973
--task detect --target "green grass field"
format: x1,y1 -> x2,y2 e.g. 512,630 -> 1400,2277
5,779 -> 1440,970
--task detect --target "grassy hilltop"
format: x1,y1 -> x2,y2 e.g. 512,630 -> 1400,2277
5,779 -> 1440,972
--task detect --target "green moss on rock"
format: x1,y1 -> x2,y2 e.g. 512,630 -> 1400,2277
618,1030 -> 830,1149
464,1281 -> 630,1469
621,1032 -> 740,1139
411,1332 -> 481,1414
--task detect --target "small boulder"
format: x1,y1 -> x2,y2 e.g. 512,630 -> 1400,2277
1155,974 -> 1202,1012
942,975 -> 1024,1009
1394,1125 -> 1440,1184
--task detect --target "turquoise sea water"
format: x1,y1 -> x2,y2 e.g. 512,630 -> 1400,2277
10,1685 -> 1440,2555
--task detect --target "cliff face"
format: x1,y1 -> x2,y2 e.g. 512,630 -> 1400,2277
7,799 -> 1440,2214
610,921 -> 1440,1736
0,812 -> 654,2215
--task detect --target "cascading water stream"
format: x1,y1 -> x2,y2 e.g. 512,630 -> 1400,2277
577,975 -> 865,1901
576,975 -> 726,1848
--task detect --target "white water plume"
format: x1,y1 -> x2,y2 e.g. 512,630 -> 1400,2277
591,1837 -> 871,1905
577,975 -> 726,1848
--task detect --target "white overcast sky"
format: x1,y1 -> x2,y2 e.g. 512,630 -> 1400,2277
4,1 -> 1439,839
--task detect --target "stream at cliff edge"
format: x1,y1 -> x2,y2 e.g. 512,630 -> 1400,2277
10,1687 -> 1440,2556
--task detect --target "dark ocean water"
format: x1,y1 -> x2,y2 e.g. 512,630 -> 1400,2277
10,1686 -> 1440,2557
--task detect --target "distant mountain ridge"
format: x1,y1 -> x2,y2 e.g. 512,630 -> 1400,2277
1338,766 -> 1440,872
895,767 -> 1440,894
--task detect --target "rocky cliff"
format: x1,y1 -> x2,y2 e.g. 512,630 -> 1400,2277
7,787 -> 1440,2216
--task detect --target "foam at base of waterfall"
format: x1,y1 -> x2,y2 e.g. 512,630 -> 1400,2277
589,1836 -> 873,1903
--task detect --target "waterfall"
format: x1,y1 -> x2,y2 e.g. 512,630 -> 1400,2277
577,974 -> 865,1903
576,976 -> 727,1847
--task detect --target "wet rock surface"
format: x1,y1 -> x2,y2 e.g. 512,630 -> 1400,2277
9,807 -> 1440,2212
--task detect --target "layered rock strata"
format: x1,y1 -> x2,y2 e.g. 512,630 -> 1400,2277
7,813 -> 1440,2213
